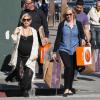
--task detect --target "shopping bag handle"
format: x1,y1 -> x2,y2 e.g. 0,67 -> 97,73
50,59 -> 60,62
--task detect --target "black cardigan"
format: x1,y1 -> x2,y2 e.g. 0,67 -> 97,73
18,9 -> 49,38
53,20 -> 85,52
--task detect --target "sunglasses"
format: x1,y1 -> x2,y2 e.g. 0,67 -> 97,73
22,18 -> 31,22
65,13 -> 73,16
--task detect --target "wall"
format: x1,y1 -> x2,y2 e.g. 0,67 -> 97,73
0,0 -> 21,70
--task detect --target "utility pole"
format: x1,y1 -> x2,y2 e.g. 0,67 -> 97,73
61,0 -> 68,21
48,0 -> 55,26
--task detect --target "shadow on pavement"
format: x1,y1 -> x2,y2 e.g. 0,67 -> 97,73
5,89 -> 21,97
1,54 -> 12,72
35,88 -> 64,96
77,77 -> 95,81
89,73 -> 100,78
0,83 -> 64,97
0,84 -> 21,97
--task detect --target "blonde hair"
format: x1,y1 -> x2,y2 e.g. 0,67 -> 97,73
20,13 -> 32,23
63,6 -> 75,19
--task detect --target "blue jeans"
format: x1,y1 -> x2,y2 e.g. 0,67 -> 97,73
90,25 -> 100,49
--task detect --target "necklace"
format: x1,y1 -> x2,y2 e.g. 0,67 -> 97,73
22,27 -> 31,37
21,27 -> 30,40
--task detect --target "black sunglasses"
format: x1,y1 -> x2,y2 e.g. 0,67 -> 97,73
65,13 -> 73,16
22,18 -> 31,22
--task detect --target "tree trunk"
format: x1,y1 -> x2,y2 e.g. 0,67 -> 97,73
61,0 -> 68,21
48,0 -> 55,26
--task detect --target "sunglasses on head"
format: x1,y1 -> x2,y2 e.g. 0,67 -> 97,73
65,13 -> 73,16
25,1 -> 33,5
22,18 -> 31,22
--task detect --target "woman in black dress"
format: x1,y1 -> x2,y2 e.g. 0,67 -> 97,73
6,13 -> 39,97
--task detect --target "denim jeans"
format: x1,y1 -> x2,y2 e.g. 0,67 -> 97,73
90,25 -> 100,49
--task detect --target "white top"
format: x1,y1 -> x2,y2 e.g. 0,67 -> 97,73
9,26 -> 39,71
88,7 -> 100,26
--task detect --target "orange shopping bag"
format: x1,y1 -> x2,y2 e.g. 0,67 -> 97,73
76,46 -> 92,66
39,43 -> 51,64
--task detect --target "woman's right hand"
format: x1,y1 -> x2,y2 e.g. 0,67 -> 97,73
14,27 -> 20,35
11,27 -> 20,44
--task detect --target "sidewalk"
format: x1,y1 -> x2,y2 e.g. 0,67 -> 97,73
0,71 -> 100,97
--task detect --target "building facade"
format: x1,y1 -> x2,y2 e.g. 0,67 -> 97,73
0,0 -> 21,70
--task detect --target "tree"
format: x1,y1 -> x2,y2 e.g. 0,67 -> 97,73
48,0 -> 55,26
61,0 -> 68,21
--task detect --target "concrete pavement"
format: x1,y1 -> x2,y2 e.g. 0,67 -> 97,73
0,95 -> 100,100
0,67 -> 100,99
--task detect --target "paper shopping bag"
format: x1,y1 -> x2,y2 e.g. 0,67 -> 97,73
43,60 -> 61,88
39,43 -> 51,64
93,49 -> 100,72
76,47 -> 92,66
80,49 -> 95,74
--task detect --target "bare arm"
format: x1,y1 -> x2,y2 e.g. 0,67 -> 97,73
11,27 -> 20,44
83,24 -> 91,43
